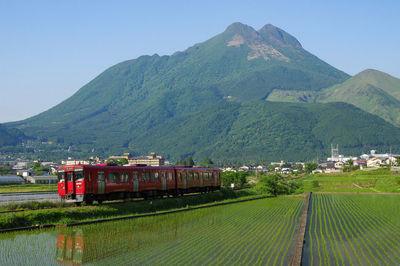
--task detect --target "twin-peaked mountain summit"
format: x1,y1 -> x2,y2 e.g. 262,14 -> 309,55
4,22 -> 400,161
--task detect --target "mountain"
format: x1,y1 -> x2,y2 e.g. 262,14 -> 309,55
0,124 -> 26,147
6,22 -> 399,161
318,69 -> 400,126
132,101 -> 400,162
267,69 -> 400,127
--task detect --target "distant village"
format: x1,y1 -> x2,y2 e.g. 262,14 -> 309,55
1,145 -> 399,185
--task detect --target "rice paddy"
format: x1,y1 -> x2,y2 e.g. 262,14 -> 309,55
303,193 -> 400,265
0,197 -> 304,265
2,193 -> 399,265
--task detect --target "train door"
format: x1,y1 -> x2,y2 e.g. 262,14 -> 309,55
200,172 -> 204,187
66,172 -> 74,195
133,171 -> 139,192
98,171 -> 105,194
214,172 -> 218,186
161,172 -> 167,190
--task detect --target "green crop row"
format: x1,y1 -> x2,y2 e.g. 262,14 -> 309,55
0,196 -> 305,265
304,193 -> 400,265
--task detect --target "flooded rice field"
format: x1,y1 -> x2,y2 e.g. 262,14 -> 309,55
0,197 -> 304,265
302,193 -> 400,265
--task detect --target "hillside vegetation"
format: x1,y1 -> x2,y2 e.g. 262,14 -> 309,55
0,124 -> 26,147
268,69 -> 400,127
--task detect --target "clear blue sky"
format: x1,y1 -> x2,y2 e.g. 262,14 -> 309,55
1,0 -> 399,123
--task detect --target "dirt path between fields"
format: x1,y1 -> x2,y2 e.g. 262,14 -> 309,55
290,192 -> 311,266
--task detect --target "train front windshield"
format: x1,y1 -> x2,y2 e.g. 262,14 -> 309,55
57,170 -> 65,182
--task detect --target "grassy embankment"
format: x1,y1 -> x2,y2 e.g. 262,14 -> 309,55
300,168 -> 400,193
0,184 -> 57,193
0,189 -> 267,230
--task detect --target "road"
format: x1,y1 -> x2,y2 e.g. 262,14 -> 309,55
0,192 -> 59,205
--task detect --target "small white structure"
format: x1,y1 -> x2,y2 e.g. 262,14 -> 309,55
238,165 -> 250,171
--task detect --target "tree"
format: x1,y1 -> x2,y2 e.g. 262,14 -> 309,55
119,158 -> 128,165
347,159 -> 353,166
305,163 -> 318,174
234,171 -> 248,187
254,173 -> 301,196
0,167 -> 11,175
106,158 -> 120,165
202,157 -> 214,168
177,156 -> 195,167
221,171 -> 248,188
255,174 -> 280,196
295,164 -> 303,171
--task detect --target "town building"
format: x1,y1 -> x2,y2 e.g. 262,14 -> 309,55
109,152 -> 165,167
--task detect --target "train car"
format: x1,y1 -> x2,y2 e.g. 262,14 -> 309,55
57,164 -> 220,205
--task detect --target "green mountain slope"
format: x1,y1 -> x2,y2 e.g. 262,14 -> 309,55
267,69 -> 400,127
10,22 -> 398,161
0,124 -> 26,147
318,69 -> 400,126
133,101 -> 400,162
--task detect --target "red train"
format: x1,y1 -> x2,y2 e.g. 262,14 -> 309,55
57,164 -> 221,204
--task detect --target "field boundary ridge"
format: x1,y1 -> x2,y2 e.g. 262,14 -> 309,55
290,192 -> 311,266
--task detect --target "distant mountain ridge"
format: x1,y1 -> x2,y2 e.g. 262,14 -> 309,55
4,22 -> 400,161
267,69 -> 400,127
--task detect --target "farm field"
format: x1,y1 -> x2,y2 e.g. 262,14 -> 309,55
303,193 -> 400,265
0,184 -> 57,193
0,196 -> 304,265
301,169 -> 400,192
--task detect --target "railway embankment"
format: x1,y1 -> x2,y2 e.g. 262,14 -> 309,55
0,189 -> 270,232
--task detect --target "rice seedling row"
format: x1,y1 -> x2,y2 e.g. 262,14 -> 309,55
304,193 -> 400,265
133,198 -> 303,265
0,196 -> 305,265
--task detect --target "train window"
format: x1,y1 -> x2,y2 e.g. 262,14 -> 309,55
133,171 -> 139,181
194,172 -> 199,180
57,172 -> 64,182
152,172 -> 159,181
66,172 -> 73,182
98,172 -> 105,181
178,173 -> 182,182
168,172 -> 173,181
161,172 -> 166,180
189,172 -> 193,180
120,172 -> 129,183
75,170 -> 84,181
142,172 -> 150,182
109,172 -> 119,183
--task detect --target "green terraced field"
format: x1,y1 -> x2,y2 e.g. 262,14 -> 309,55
0,197 -> 304,265
303,193 -> 400,265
